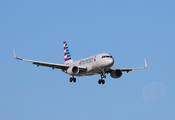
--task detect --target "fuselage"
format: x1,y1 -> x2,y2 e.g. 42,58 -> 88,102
66,53 -> 114,76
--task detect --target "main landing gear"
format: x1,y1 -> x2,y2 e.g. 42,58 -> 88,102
69,76 -> 76,83
98,71 -> 106,85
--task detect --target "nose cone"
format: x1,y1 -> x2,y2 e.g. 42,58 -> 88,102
108,58 -> 114,67
101,58 -> 114,68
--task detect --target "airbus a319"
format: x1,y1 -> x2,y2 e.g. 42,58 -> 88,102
13,41 -> 147,84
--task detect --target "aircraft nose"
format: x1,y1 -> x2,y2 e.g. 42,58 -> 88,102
108,58 -> 114,67
100,57 -> 114,68
102,58 -> 114,68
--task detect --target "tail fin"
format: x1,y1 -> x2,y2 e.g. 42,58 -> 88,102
63,41 -> 73,65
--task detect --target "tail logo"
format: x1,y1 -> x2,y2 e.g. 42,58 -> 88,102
63,41 -> 73,64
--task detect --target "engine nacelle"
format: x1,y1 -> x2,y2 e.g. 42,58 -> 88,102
110,69 -> 122,78
67,66 -> 79,75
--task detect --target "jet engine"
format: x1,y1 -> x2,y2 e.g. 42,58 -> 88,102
67,66 -> 79,75
110,69 -> 122,78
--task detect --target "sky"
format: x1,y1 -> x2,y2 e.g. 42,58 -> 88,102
0,0 -> 175,120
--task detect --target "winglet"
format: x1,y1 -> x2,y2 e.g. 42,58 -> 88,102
13,49 -> 17,58
13,49 -> 23,60
144,59 -> 147,68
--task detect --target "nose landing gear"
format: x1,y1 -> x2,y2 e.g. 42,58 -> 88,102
98,79 -> 105,84
98,71 -> 106,85
69,76 -> 76,83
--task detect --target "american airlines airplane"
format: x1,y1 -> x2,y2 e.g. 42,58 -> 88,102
13,41 -> 147,84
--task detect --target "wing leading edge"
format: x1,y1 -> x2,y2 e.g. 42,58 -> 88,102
13,49 -> 86,70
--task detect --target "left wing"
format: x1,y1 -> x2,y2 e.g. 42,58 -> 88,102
107,59 -> 147,73
13,50 -> 86,70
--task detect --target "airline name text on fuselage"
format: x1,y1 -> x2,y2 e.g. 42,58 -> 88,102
79,57 -> 95,65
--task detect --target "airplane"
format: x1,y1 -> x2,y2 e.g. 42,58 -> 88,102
13,41 -> 147,84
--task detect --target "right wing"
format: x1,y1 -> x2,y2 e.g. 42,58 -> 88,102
118,59 -> 147,72
106,59 -> 147,73
13,50 -> 86,70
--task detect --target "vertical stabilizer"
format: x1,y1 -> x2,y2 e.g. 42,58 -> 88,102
63,41 -> 73,65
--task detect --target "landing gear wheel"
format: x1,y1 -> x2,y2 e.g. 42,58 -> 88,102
98,80 -> 105,84
102,80 -> 105,84
98,79 -> 101,84
69,78 -> 72,82
73,78 -> 76,83
69,77 -> 76,83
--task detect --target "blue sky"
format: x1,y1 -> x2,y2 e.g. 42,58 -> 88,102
0,0 -> 175,120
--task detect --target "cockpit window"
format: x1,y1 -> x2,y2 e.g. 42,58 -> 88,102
102,56 -> 113,58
